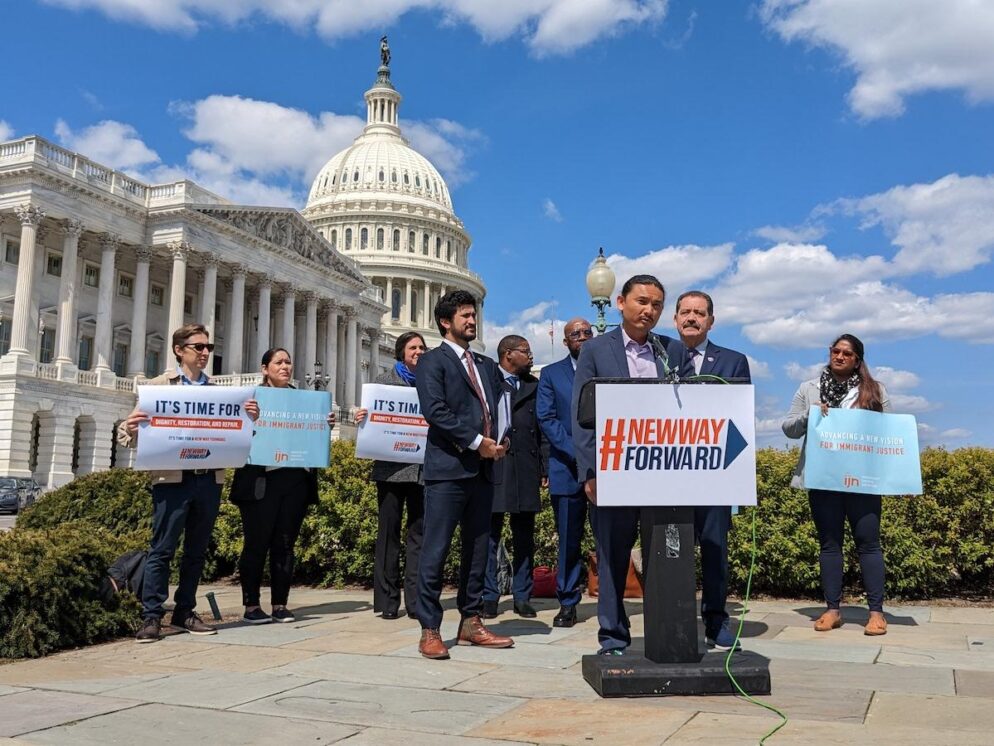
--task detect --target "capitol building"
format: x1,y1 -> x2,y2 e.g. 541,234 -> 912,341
0,49 -> 486,489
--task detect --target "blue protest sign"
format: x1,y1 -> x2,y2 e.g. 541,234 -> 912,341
248,387 -> 331,468
804,406 -> 922,495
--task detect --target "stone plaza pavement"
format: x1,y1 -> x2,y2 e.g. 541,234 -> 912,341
3,588 -> 994,744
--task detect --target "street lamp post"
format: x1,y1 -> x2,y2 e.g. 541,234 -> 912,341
305,360 -> 330,390
585,247 -> 616,334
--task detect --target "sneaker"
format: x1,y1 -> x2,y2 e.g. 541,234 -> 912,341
135,617 -> 161,644
707,625 -> 742,652
172,611 -> 217,636
242,608 -> 272,625
271,608 -> 296,623
597,647 -> 625,656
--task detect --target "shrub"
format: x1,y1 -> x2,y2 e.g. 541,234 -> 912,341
0,523 -> 142,658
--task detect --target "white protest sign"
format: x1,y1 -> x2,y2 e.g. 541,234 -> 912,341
594,383 -> 757,507
355,383 -> 427,464
134,385 -> 255,470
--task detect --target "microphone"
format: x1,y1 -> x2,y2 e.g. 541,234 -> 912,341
649,333 -> 679,383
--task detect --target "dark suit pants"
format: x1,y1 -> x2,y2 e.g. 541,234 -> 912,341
483,511 -> 535,602
237,469 -> 311,607
551,491 -> 588,607
695,505 -> 732,637
142,473 -> 221,620
591,504 -> 640,652
417,475 -> 493,630
374,481 -> 424,615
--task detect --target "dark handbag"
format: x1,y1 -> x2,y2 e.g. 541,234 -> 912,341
496,540 -> 512,596
532,565 -> 557,598
586,550 -> 643,599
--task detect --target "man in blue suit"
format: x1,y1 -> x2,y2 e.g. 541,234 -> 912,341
673,290 -> 751,651
414,290 -> 514,659
571,275 -> 684,655
537,317 -> 594,628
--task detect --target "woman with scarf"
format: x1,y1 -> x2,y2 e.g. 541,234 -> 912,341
355,331 -> 427,619
782,334 -> 891,636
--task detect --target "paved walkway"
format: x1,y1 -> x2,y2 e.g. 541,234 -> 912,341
2,587 -> 994,744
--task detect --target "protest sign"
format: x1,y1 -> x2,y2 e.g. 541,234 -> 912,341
804,406 -> 922,495
134,385 -> 255,470
248,387 -> 331,468
355,383 -> 427,464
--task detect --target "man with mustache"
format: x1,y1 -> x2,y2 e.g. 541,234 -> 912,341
673,290 -> 751,651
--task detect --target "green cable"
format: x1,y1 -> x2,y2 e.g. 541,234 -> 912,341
724,506 -> 788,743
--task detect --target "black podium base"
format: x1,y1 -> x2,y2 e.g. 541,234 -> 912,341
582,649 -> 771,698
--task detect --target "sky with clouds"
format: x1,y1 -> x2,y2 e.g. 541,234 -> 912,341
3,0 -> 993,447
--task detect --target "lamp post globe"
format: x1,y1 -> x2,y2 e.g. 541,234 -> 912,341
585,247 -> 616,334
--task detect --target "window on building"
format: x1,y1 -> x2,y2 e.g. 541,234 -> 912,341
150,284 -> 164,306
83,262 -> 100,288
392,229 -> 400,251
4,238 -> 20,264
391,288 -> 401,320
0,319 -> 10,355
403,171 -> 410,186
145,349 -> 161,378
112,343 -> 128,376
345,228 -> 352,250
391,169 -> 397,183
353,169 -> 359,182
330,229 -> 337,250
78,335 -> 94,370
446,240 -> 452,262
39,327 -> 55,364
422,234 -> 429,255
415,174 -> 421,188
435,237 -> 442,258
117,272 -> 134,299
46,251 -> 62,277
378,168 -> 385,182
408,231 -> 415,253
360,228 -> 368,250
410,290 -> 419,325
184,294 -> 194,315
376,228 -> 384,250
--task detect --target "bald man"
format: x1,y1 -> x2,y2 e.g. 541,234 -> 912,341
536,318 -> 595,627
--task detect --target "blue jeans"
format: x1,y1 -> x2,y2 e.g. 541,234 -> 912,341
142,473 -> 221,620
551,491 -> 588,607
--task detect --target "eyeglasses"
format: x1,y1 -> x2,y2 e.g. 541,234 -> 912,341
567,329 -> 594,340
183,343 -> 215,353
510,348 -> 534,358
829,347 -> 856,358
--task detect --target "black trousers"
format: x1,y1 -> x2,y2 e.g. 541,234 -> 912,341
237,469 -> 311,607
373,481 -> 424,615
809,489 -> 885,612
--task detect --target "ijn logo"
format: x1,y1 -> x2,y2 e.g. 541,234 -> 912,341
844,474 -> 861,488
274,451 -> 289,464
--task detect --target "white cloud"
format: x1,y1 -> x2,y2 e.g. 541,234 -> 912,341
940,428 -> 972,439
784,361 -> 823,382
759,0 -> 994,119
746,355 -> 771,379
44,0 -> 668,56
604,243 -> 735,300
873,366 -> 920,392
54,119 -> 160,171
483,301 -> 569,366
754,223 -> 827,243
404,119 -> 485,187
831,174 -> 994,276
0,120 -> 14,141
542,198 -> 563,222
889,393 -> 933,414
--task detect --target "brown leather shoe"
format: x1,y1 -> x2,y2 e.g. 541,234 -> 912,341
419,629 -> 450,659
864,612 -> 888,636
813,609 -> 842,632
457,615 -> 514,648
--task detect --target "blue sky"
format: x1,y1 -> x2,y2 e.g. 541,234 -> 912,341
3,1 -> 993,447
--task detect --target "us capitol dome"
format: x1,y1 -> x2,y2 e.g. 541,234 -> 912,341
302,41 -> 487,349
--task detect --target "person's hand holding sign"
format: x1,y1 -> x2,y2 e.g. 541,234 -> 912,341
354,408 -> 368,425
327,410 -> 336,430
245,398 -> 260,422
124,409 -> 150,437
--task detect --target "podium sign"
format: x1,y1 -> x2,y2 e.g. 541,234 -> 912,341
595,383 -> 757,507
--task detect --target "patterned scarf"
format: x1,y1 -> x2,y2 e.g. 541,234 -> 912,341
819,366 -> 861,408
394,360 -> 416,386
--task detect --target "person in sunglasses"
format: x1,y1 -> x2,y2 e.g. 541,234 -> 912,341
782,333 -> 891,636
119,324 -> 259,643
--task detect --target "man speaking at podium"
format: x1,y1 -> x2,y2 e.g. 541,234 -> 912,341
571,274 -> 683,656
673,290 -> 751,651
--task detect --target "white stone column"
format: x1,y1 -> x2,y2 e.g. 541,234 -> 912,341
369,328 -> 380,378
422,280 -> 431,330
317,309 -> 328,377
304,292 -> 318,383
94,234 -> 119,372
404,279 -> 413,327
227,266 -> 246,374
281,289 -> 296,360
199,253 -> 219,337
256,278 -> 272,361
7,205 -> 45,357
54,218 -> 83,366
336,312 -> 346,403
325,303 -> 339,405
246,295 -> 259,370
127,246 -> 153,375
344,310 -> 358,409
166,242 -> 189,339
384,276 -> 393,324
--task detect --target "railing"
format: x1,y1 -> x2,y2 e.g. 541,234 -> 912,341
36,363 -> 59,380
115,378 -> 136,392
361,253 -> 484,285
78,370 -> 99,386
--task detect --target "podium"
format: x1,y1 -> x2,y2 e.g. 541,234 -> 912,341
577,378 -> 771,698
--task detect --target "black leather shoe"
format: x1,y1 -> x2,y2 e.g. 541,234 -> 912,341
514,601 -> 537,618
381,610 -> 399,620
481,600 -> 499,619
553,604 -> 577,628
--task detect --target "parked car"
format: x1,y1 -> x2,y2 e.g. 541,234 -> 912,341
0,477 -> 20,514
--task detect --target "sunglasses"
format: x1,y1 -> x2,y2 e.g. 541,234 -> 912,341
183,343 -> 215,353
829,347 -> 856,359
567,329 -> 594,340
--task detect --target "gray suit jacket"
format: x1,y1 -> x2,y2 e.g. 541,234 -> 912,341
369,366 -> 423,484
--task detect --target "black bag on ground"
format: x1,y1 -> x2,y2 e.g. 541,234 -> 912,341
99,549 -> 147,604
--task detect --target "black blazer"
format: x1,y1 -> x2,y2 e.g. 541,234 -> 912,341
416,342 -> 504,482
492,373 -> 545,513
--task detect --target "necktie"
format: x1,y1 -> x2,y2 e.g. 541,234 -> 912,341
463,349 -> 492,438
688,348 -> 701,376
508,375 -> 519,391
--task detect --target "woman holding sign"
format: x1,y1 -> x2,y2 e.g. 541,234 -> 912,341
782,334 -> 891,636
355,331 -> 427,620
230,348 -> 333,624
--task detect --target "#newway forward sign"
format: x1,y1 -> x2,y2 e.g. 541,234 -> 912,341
595,383 -> 757,507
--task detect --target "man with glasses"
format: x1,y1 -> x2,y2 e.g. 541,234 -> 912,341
482,335 -> 545,618
118,323 -> 259,643
536,318 -> 594,627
